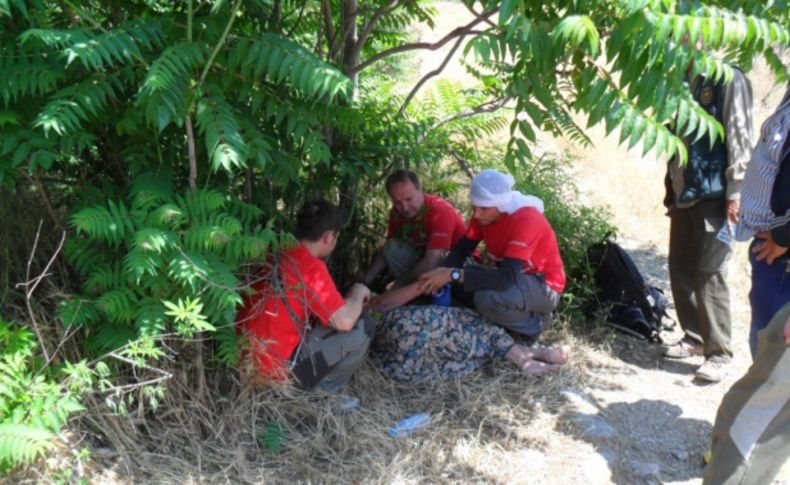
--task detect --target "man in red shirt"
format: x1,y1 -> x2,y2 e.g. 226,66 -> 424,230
237,199 -> 373,393
419,169 -> 566,343
361,169 -> 466,289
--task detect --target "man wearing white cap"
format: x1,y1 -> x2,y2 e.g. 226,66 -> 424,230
419,169 -> 566,342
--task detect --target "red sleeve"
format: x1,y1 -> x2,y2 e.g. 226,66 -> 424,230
425,203 -> 461,250
303,260 -> 346,326
465,217 -> 483,241
502,209 -> 546,262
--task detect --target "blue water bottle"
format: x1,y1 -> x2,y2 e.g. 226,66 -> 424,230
432,284 -> 452,306
389,412 -> 432,437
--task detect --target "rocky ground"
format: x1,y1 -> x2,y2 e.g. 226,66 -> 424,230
544,57 -> 786,483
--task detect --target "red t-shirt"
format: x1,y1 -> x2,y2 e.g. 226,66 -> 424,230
236,243 -> 345,378
466,207 -> 566,293
387,194 -> 466,251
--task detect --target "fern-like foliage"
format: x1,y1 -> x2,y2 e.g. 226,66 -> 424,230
0,318 -> 87,472
196,91 -> 248,171
481,0 -> 790,165
136,42 -> 208,130
229,34 -> 352,103
0,424 -> 54,470
65,179 -> 290,365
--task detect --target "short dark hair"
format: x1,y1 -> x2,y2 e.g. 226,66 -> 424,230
385,169 -> 421,194
294,198 -> 345,242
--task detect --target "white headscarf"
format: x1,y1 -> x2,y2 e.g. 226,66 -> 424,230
470,169 -> 544,214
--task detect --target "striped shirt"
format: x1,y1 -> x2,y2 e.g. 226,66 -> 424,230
736,89 -> 790,242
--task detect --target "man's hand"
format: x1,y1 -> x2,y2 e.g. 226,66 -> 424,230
348,282 -> 371,302
726,199 -> 740,225
785,317 -> 790,345
417,267 -> 452,294
754,231 -> 789,265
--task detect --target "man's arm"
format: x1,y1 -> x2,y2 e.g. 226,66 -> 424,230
367,282 -> 424,313
442,236 -> 478,268
722,69 -> 755,223
329,283 -> 370,331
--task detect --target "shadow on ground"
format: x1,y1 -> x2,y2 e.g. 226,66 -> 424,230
560,398 -> 711,484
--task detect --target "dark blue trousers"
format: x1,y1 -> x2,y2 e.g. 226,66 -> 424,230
748,238 -> 790,358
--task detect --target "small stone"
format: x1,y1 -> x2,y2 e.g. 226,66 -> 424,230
672,449 -> 689,461
560,387 -> 599,414
630,460 -> 660,477
570,413 -> 615,439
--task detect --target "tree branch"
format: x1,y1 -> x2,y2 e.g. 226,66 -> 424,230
15,222 -> 67,364
357,0 -> 400,52
197,0 -> 243,87
463,2 -> 497,28
397,35 -> 466,116
430,96 -> 512,132
185,116 -> 198,190
20,169 -> 65,232
449,149 -> 476,180
321,0 -> 336,50
285,0 -> 309,37
349,8 -> 497,75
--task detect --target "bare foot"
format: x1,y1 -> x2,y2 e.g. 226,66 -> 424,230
505,344 -> 571,367
535,344 -> 571,365
518,358 -> 563,376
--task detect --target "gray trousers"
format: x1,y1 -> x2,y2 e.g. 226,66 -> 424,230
381,238 -> 420,279
704,303 -> 790,485
290,315 -> 374,394
668,198 -> 733,359
473,272 -> 559,340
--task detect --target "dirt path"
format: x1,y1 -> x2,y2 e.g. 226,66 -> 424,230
541,59 -> 786,484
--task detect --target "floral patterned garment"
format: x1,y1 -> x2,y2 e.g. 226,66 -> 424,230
372,305 -> 515,383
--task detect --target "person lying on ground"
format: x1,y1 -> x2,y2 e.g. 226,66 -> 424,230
236,198 -> 373,394
366,283 -> 570,383
418,169 -> 566,346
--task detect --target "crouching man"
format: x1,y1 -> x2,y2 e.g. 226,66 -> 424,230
419,169 -> 566,344
237,198 -> 373,394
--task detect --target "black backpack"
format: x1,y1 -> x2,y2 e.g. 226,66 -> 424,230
586,236 -> 671,342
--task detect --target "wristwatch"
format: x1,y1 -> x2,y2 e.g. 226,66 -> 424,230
450,268 -> 462,283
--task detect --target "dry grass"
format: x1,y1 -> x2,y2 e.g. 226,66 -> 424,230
43,324 -> 601,484
8,321 -> 618,485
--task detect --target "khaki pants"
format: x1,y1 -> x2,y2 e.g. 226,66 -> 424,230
290,316 -> 374,394
381,238 -> 420,279
668,198 -> 733,358
472,272 -> 559,341
704,303 -> 790,485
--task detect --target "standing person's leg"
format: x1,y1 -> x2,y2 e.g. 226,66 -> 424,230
290,316 -> 375,393
749,243 -> 790,358
693,199 -> 733,360
668,205 -> 704,346
703,304 -> 790,485
473,273 -> 559,342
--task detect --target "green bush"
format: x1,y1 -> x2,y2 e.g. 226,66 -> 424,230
60,171 -> 292,367
0,316 -> 87,472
